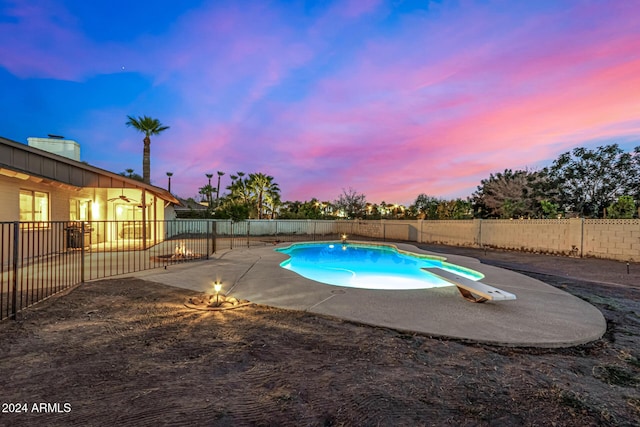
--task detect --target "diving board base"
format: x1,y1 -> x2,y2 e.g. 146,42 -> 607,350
425,268 -> 517,303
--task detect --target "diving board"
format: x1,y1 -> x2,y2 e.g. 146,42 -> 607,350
425,268 -> 517,303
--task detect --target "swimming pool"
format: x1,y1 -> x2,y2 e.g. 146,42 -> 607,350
276,242 -> 484,290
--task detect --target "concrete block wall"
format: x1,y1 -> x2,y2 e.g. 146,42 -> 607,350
420,220 -> 478,246
160,218 -> 640,262
479,219 -> 575,255
382,220 -> 415,241
352,220 -> 384,239
583,219 -> 640,261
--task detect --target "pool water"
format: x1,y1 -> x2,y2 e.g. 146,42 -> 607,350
276,242 -> 484,290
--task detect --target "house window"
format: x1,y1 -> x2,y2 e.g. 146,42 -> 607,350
20,190 -> 49,222
70,200 -> 89,221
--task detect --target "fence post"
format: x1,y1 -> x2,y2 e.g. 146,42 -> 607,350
207,221 -> 211,259
247,221 -> 250,249
212,220 -> 217,254
81,221 -> 85,283
11,222 -> 19,320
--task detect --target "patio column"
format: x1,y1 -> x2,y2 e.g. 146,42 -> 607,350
141,189 -> 147,250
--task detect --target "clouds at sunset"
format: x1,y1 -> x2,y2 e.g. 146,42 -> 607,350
1,0 -> 639,204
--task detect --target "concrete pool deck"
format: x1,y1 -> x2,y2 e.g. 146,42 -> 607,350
131,241 -> 606,348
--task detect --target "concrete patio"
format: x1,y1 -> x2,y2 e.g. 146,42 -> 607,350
131,241 -> 607,348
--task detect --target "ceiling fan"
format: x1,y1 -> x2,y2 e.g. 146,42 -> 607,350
107,189 -> 139,204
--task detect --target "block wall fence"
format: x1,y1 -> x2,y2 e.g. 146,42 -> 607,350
346,219 -> 640,262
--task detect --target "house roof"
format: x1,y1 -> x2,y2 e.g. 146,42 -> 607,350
0,136 -> 180,205
174,197 -> 208,211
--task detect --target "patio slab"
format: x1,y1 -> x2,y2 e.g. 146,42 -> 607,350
131,242 -> 606,348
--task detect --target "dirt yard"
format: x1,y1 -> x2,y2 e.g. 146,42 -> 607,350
1,245 -> 639,426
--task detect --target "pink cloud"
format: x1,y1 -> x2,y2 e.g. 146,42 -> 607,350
4,1 -> 640,206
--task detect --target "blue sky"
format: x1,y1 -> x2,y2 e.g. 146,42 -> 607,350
1,0 -> 639,204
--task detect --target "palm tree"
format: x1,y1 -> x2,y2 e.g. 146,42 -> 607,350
248,173 -> 280,219
119,169 -> 143,181
126,115 -> 170,184
216,171 -> 225,206
205,173 -> 214,205
166,172 -> 173,193
227,174 -> 250,205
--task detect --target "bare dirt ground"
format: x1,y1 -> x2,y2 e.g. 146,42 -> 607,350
1,245 -> 639,426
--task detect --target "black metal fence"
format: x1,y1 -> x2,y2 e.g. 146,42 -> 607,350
1,219 -> 366,321
1,222 -> 83,321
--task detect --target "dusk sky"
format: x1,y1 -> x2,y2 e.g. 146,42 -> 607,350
1,0 -> 639,205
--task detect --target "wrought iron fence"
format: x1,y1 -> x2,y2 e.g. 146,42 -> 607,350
1,222 -> 83,321
1,220 -> 216,320
0,219 -> 362,320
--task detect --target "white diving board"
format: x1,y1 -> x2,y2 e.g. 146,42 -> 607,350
425,268 -> 517,303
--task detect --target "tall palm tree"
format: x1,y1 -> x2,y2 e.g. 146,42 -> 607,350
216,171 -> 225,206
126,115 -> 170,184
205,173 -> 214,205
166,171 -> 173,193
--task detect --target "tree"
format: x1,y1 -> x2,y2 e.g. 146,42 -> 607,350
539,200 -> 560,218
227,172 -> 250,206
632,146 -> 640,205
607,196 -> 636,219
280,200 -> 304,219
166,171 -> 173,193
435,199 -> 473,219
222,172 -> 281,219
126,115 -> 170,184
204,173 -> 216,206
334,188 -> 367,219
215,200 -> 250,221
545,144 -> 637,217
119,169 -> 144,182
216,171 -> 225,206
198,184 -> 215,211
473,169 -> 539,218
247,173 -> 280,219
411,194 -> 441,219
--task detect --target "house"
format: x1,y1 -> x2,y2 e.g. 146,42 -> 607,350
174,196 -> 210,218
0,135 -> 180,250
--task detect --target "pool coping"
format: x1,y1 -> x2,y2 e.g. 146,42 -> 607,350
131,241 -> 607,348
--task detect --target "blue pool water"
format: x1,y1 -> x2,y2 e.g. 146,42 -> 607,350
276,242 -> 484,290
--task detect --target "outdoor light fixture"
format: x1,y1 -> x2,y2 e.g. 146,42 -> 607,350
213,281 -> 222,305
341,234 -> 347,244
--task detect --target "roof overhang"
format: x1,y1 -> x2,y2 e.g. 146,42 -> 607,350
0,136 -> 181,205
